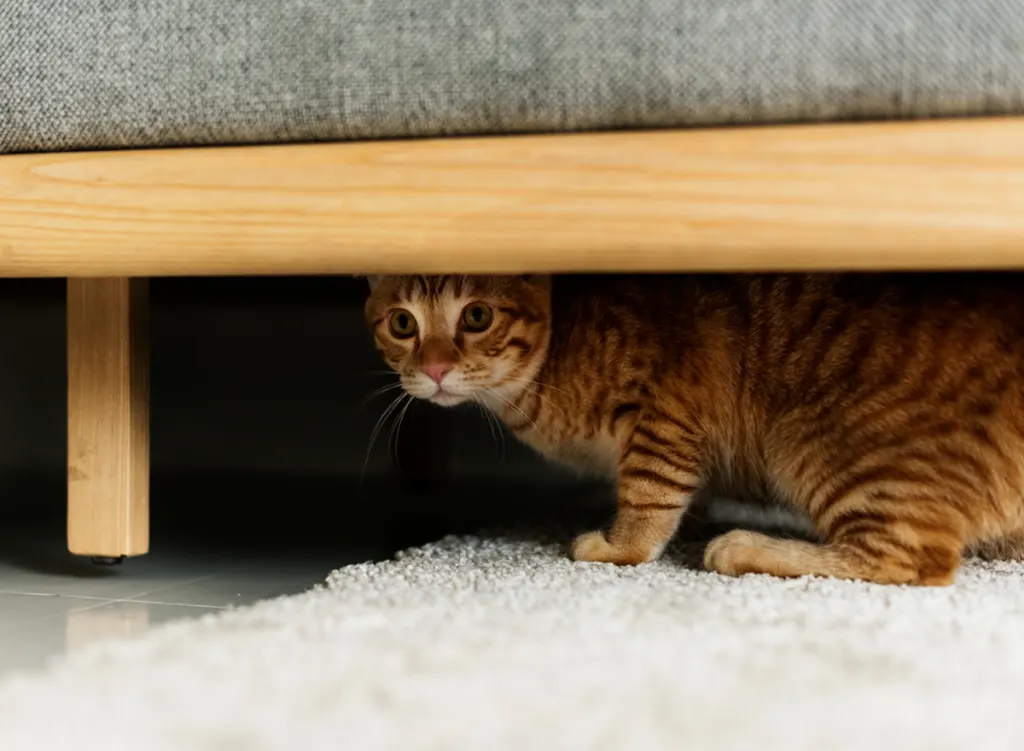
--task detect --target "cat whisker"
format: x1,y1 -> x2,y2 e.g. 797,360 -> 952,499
355,381 -> 404,411
516,382 -> 561,413
474,398 -> 507,461
484,387 -> 545,438
501,376 -> 572,397
490,407 -> 508,460
494,377 -> 562,415
361,393 -> 412,485
389,395 -> 416,477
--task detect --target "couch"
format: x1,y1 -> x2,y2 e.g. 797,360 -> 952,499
2,0 -> 1024,560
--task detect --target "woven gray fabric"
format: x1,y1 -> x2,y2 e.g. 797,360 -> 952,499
3,0 -> 1024,154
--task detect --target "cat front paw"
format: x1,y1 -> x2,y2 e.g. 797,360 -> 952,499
570,531 -> 656,565
571,531 -> 615,562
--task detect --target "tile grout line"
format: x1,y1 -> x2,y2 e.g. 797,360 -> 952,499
0,571 -> 226,603
0,597 -> 121,637
0,591 -> 112,601
120,573 -> 224,602
107,599 -> 228,609
0,591 -> 230,610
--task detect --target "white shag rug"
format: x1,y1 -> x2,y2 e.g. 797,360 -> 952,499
1,531 -> 1024,751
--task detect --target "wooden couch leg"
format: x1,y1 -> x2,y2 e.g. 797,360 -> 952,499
67,278 -> 150,560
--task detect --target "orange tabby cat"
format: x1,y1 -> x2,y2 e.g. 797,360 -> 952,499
365,273 -> 1024,586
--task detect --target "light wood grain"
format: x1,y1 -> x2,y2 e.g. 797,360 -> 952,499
67,278 -> 150,557
4,118 -> 1024,276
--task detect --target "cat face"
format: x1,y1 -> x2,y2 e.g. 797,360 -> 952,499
365,275 -> 552,407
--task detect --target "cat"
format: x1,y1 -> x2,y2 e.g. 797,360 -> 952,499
364,273 -> 1024,586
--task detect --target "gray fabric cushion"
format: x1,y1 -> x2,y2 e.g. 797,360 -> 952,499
3,0 -> 1024,154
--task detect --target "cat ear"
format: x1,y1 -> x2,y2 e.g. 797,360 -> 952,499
363,275 -> 384,290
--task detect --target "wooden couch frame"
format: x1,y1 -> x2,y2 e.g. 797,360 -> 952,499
1,117 -> 1023,559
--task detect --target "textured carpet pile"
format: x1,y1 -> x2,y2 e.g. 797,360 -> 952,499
0,531 -> 1023,750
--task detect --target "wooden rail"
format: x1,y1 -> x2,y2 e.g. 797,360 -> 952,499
2,117 -> 1024,277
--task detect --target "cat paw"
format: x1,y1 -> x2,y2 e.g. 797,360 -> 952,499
703,529 -> 764,577
570,531 -> 655,565
571,531 -> 615,562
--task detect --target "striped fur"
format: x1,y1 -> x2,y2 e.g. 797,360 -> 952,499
366,273 -> 1024,586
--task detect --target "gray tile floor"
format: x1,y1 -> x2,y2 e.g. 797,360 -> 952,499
0,520 -> 407,676
0,477 -> 591,679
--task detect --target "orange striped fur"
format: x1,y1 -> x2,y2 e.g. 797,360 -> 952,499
365,274 -> 1024,586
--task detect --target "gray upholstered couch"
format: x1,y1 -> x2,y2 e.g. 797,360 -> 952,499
5,1 -> 1024,154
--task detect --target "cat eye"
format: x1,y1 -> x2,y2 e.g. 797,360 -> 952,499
461,303 -> 493,332
387,309 -> 418,339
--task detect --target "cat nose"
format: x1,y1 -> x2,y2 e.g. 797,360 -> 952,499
421,363 -> 452,385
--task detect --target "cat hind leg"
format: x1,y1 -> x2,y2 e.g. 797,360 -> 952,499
704,505 -> 964,586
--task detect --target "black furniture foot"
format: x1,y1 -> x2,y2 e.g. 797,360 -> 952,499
91,555 -> 126,566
